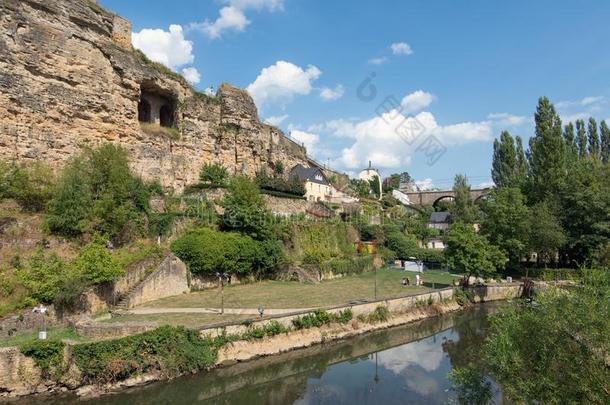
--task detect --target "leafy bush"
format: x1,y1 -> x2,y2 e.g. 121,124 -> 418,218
19,340 -> 65,379
70,238 -> 123,284
71,326 -> 218,384
385,231 -> 419,259
263,320 -> 288,336
454,288 -> 474,306
333,308 -> 353,324
242,326 -> 266,340
368,305 -> 390,323
46,144 -> 150,244
319,256 -> 374,276
292,310 -> 332,330
171,227 -> 279,277
2,163 -> 55,212
199,163 -> 228,187
17,249 -> 66,303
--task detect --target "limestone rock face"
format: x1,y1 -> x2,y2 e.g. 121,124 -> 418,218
0,0 -> 308,191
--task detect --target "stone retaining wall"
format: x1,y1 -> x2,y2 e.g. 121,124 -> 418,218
121,254 -> 189,309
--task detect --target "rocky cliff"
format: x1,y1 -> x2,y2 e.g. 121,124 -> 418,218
0,0 -> 309,191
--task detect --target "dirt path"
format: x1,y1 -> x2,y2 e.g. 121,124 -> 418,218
124,307 -> 318,316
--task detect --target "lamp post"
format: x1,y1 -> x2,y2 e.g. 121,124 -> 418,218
32,305 -> 47,340
374,266 -> 378,300
216,272 -> 229,315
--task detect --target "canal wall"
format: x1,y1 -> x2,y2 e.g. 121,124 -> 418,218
0,283 -> 521,399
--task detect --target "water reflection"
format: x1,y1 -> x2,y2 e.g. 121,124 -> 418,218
27,303 -> 505,405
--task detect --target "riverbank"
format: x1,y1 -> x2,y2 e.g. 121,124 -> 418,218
0,284 -> 522,400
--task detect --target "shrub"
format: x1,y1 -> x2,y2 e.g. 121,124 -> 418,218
332,308 -> 353,324
46,144 -> 150,244
385,231 -> 419,260
71,326 -> 218,384
19,340 -> 65,380
199,163 -> 228,187
171,227 -> 277,277
242,326 -> 266,340
4,163 -> 55,212
70,238 -> 123,284
454,288 -> 474,306
292,310 -> 332,330
17,249 -> 66,303
368,305 -> 390,323
263,320 -> 288,336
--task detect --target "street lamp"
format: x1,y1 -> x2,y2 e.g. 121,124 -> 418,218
374,266 -> 378,300
216,272 -> 230,315
32,305 -> 47,340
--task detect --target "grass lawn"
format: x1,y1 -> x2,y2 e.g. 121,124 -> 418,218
101,313 -> 251,328
142,269 -> 460,310
0,327 -> 86,348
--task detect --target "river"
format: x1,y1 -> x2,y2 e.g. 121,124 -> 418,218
27,303 -> 505,404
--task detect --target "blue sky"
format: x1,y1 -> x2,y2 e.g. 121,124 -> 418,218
100,0 -> 610,189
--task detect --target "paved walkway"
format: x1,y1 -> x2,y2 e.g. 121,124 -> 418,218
124,307 -> 318,316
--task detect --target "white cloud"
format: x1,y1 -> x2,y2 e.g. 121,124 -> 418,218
368,57 -> 388,65
401,90 -> 435,113
487,113 -> 527,127
475,180 -> 495,188
391,42 -> 413,55
203,87 -> 216,96
414,178 -> 435,190
246,60 -> 322,107
557,96 -> 605,109
319,84 -> 344,101
132,25 -> 194,70
264,114 -> 289,126
289,129 -> 320,155
190,0 -> 283,39
323,107 -> 491,172
181,67 -> 201,85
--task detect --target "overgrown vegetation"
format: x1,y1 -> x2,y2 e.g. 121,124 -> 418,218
71,326 -> 219,384
19,339 -> 65,380
46,144 -> 150,244
255,170 -> 305,197
199,163 -> 228,187
291,309 -> 353,329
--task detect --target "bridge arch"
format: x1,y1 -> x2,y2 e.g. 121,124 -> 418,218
432,195 -> 455,208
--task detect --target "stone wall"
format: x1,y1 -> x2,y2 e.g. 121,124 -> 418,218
120,254 -> 189,308
263,194 -> 310,216
74,319 -> 157,340
0,305 -> 68,339
0,347 -> 43,397
0,0 -> 309,192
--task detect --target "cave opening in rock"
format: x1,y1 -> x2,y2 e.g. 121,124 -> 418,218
159,104 -> 175,128
138,98 -> 152,123
138,85 -> 177,128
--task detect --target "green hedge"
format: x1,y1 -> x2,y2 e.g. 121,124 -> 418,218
526,268 -> 582,281
256,172 -> 305,197
19,339 -> 65,379
319,256 -> 374,276
71,326 -> 218,384
261,189 -> 306,199
291,309 -> 353,330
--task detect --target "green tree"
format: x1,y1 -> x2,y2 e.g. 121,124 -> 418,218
480,187 -> 531,268
350,178 -> 371,198
576,119 -> 588,158
600,120 -> 610,164
368,176 -> 381,199
529,202 -> 566,266
46,157 -> 93,237
481,270 -> 610,403
491,131 -> 518,188
563,122 -> 578,158
515,136 -> 528,182
70,239 -> 123,284
444,222 -> 506,283
222,176 -> 272,240
45,144 -> 149,244
587,117 -> 600,157
527,97 -> 566,203
450,174 -> 477,223
382,173 -> 401,192
17,249 -> 66,303
384,231 -> 419,259
199,163 -> 228,186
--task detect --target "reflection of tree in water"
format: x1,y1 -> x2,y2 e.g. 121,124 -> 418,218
442,303 -> 503,369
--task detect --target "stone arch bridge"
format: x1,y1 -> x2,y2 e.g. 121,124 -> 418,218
400,187 -> 492,207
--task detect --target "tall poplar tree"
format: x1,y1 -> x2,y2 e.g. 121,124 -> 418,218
576,119 -> 588,158
601,120 -> 610,164
527,97 -> 566,203
563,122 -> 577,158
515,136 -> 528,182
491,131 -> 518,188
450,174 -> 477,224
587,117 -> 600,157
